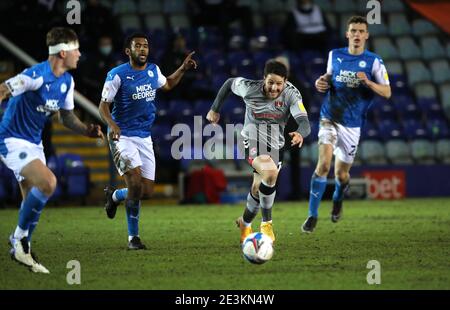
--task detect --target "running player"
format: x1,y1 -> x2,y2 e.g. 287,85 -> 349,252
99,33 -> 197,250
0,27 -> 104,273
206,59 -> 311,244
301,16 -> 391,233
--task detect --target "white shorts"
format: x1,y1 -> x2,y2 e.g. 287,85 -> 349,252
318,119 -> 360,164
0,137 -> 46,182
108,135 -> 156,180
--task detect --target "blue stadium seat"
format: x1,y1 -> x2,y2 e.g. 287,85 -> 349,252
361,121 -> 380,140
417,98 -> 444,121
398,102 -> 422,122
169,100 -> 194,123
427,119 -> 450,140
113,0 -> 137,15
137,0 -> 162,14
57,154 -> 90,200
193,100 -> 212,117
378,120 -> 405,141
403,119 -> 427,140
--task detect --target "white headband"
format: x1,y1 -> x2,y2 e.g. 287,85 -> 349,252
48,41 -> 79,54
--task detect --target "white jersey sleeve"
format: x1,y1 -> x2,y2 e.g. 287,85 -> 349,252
61,77 -> 75,110
101,73 -> 121,102
5,73 -> 43,97
155,65 -> 167,89
231,77 -> 249,98
326,51 -> 333,75
372,58 -> 390,85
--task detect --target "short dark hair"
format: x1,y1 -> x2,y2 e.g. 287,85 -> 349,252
264,60 -> 288,78
46,27 -> 78,46
347,15 -> 368,29
124,32 -> 149,50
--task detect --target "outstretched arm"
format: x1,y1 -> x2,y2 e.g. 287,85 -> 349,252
206,78 -> 235,124
59,109 -> 104,139
161,51 -> 197,92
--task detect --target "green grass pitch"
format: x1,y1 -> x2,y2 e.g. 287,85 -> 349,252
0,198 -> 449,290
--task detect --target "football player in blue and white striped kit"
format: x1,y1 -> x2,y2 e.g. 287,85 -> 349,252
301,16 -> 391,233
0,27 -> 104,273
99,33 -> 197,250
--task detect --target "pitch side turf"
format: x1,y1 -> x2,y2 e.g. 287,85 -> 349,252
1,198 -> 449,290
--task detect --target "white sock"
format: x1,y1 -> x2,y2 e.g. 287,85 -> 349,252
243,220 -> 252,227
14,226 -> 28,240
128,235 -> 139,242
112,191 -> 119,203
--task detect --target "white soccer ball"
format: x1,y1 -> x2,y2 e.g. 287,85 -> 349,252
242,232 -> 274,264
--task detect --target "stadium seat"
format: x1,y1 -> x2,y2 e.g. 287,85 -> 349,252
334,0 -> 357,13
385,140 -> 413,164
435,139 -> 450,163
119,14 -> 142,33
193,100 -> 212,117
388,13 -> 411,36
420,36 -> 446,60
359,140 -> 387,165
169,100 -> 194,123
398,103 -> 423,122
378,120 -> 405,141
57,154 -> 90,201
429,59 -> 450,84
113,0 -> 137,15
414,82 -> 437,99
260,0 -> 287,13
137,0 -> 162,14
405,60 -> 431,86
383,0 -> 405,12
375,100 -> 398,121
440,83 -> 450,120
385,60 -> 404,75
169,14 -> 190,29
373,37 -> 399,61
412,19 -> 439,36
417,97 -> 443,120
410,139 -> 436,164
403,119 -> 427,140
396,37 -> 421,60
427,119 -> 450,140
144,14 -> 166,31
163,0 -> 187,14
315,0 -> 332,12
238,0 -> 262,13
309,142 -> 319,163
361,121 -> 380,140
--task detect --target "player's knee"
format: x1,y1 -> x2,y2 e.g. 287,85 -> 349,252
335,170 -> 350,183
39,174 -> 57,196
261,169 -> 278,186
316,162 -> 331,176
127,175 -> 142,198
140,186 -> 154,200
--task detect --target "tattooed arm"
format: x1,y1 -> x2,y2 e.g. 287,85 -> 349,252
59,109 -> 104,138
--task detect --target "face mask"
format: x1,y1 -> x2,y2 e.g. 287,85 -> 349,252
99,45 -> 112,56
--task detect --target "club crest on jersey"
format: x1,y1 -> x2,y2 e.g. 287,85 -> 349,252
274,101 -> 283,108
60,83 -> 67,93
359,61 -> 367,68
148,70 -> 154,78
